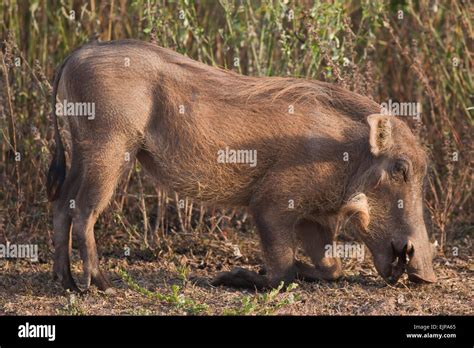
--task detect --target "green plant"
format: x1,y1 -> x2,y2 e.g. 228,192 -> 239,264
118,268 -> 209,315
224,282 -> 300,315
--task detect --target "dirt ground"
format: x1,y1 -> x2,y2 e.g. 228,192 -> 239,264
0,230 -> 472,315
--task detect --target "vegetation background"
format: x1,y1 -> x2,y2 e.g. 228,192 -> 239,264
0,0 -> 472,315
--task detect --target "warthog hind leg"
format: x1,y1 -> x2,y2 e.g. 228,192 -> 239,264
72,141 -> 132,291
52,160 -> 81,292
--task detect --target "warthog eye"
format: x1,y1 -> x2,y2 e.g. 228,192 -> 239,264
391,158 -> 410,182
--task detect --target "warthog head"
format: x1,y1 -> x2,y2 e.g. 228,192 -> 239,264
342,114 -> 437,284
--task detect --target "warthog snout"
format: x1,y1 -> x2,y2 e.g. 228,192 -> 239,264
386,238 -> 436,284
405,238 -> 437,284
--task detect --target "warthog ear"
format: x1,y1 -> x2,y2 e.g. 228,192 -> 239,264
367,114 -> 393,156
338,193 -> 370,232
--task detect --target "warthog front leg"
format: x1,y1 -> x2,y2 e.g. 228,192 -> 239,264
296,219 -> 342,281
211,267 -> 269,289
212,206 -> 298,290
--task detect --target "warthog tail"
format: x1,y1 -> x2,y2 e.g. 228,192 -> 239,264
46,57 -> 69,201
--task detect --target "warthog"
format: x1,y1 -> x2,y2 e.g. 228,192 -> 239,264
47,39 -> 436,292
